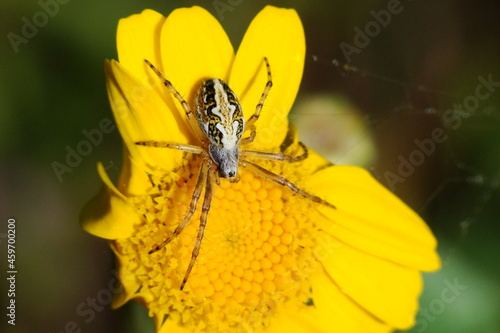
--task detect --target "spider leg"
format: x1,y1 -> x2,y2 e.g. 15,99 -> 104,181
241,142 -> 308,163
144,59 -> 207,145
240,159 -> 336,209
243,57 -> 273,142
180,165 -> 215,290
135,141 -> 204,154
240,125 -> 256,145
149,162 -> 208,254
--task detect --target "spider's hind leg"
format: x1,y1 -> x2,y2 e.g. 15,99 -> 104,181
243,57 -> 273,144
144,59 -> 207,145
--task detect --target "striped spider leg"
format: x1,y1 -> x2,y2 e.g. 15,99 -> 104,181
136,57 -> 335,290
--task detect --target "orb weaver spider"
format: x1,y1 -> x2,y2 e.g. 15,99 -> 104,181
136,57 -> 336,290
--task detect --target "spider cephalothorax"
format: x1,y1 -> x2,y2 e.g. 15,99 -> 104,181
136,57 -> 335,290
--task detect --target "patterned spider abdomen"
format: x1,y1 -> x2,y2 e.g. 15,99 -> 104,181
195,79 -> 244,150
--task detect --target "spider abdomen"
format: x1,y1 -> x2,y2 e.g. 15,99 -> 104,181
196,79 -> 244,150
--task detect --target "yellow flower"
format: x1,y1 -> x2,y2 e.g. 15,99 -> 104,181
81,6 -> 440,333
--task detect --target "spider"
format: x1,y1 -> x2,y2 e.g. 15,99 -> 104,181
136,57 -> 336,290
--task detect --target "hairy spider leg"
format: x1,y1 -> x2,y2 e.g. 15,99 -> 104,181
144,59 -> 207,145
241,57 -> 273,145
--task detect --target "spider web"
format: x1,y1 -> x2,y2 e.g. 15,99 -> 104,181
291,55 -> 500,264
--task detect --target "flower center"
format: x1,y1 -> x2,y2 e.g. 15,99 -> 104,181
116,154 -> 318,331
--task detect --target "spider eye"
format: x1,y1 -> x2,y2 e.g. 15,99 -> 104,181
219,169 -> 236,178
218,168 -> 238,181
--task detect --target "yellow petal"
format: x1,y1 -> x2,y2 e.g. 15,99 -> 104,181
308,165 -> 441,271
80,162 -> 141,239
266,305 -> 327,333
104,59 -> 189,175
311,269 -> 392,333
267,270 -> 392,333
160,6 -> 234,115
317,232 -> 422,329
230,6 -> 305,150
115,148 -> 151,197
110,242 -> 142,309
117,9 -> 166,81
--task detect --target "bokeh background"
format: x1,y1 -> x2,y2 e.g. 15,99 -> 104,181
1,0 -> 499,332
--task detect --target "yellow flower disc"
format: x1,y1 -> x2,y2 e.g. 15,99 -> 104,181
114,144 -> 317,332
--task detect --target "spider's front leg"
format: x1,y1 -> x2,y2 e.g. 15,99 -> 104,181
241,141 -> 308,163
135,141 -> 204,154
240,159 -> 336,210
180,165 -> 216,290
149,162 -> 208,255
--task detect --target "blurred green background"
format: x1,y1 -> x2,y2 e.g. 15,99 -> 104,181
1,0 -> 499,332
